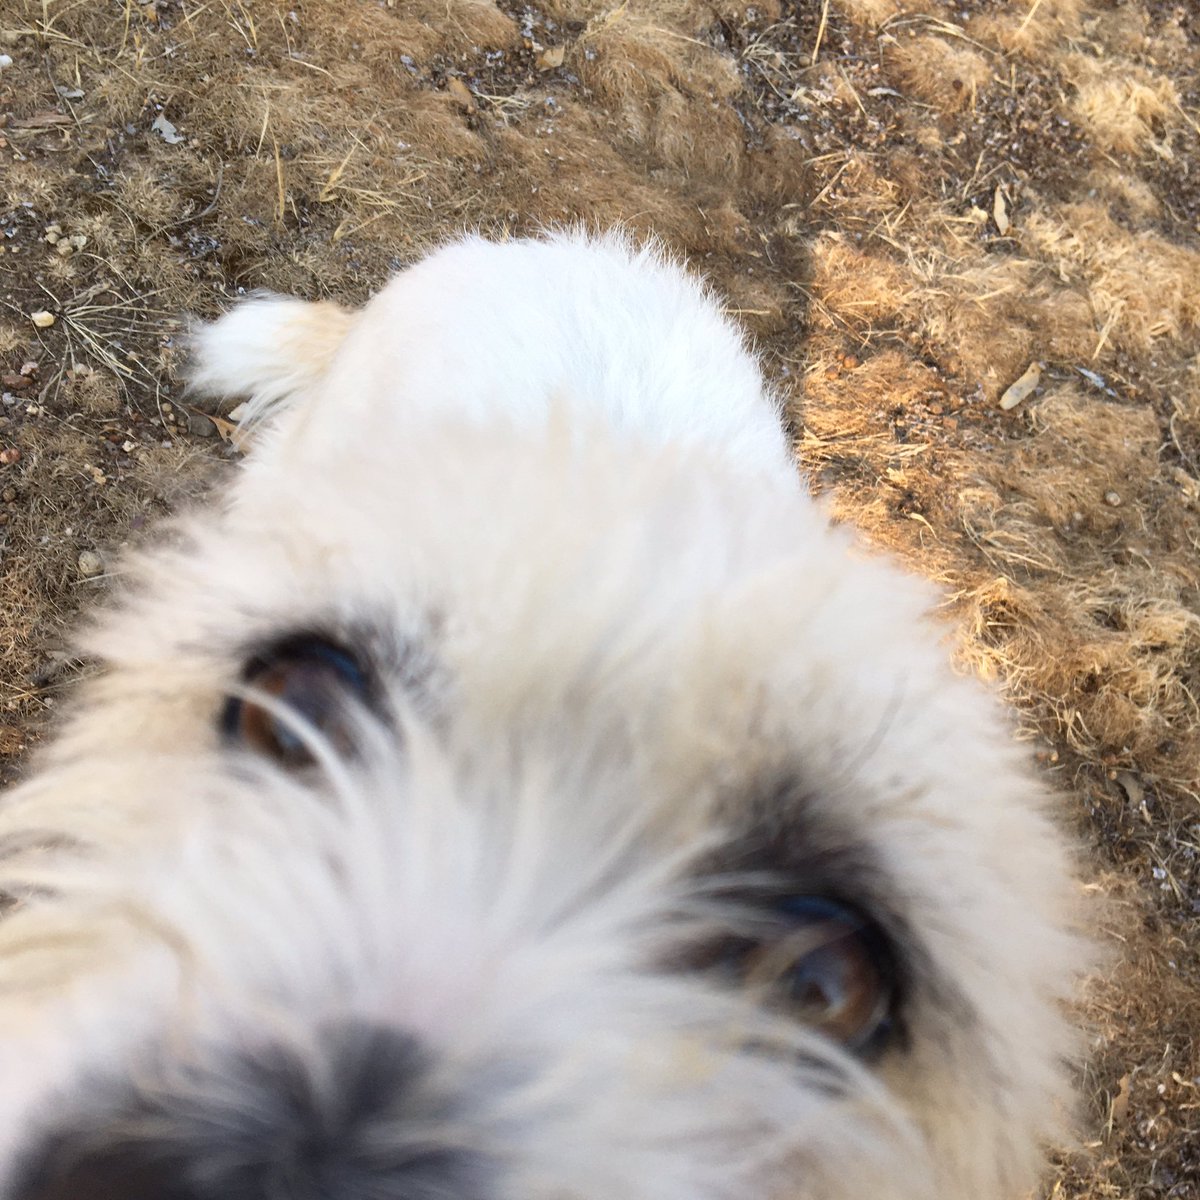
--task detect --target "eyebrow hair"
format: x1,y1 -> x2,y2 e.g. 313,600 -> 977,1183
705,777 -> 897,905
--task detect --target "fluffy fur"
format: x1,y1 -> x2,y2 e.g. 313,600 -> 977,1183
0,232 -> 1081,1200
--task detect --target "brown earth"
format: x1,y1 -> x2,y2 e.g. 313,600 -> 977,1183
1,0 -> 1198,1194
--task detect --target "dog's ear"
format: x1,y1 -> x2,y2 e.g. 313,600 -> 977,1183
185,293 -> 354,432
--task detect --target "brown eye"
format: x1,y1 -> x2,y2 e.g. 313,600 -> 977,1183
221,635 -> 373,767
766,898 -> 895,1051
707,897 -> 897,1055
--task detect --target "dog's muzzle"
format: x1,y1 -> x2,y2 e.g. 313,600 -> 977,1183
14,1022 -> 485,1200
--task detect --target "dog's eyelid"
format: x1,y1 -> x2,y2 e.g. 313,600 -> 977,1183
236,630 -> 374,687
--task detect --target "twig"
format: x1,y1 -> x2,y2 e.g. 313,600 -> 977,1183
811,0 -> 830,65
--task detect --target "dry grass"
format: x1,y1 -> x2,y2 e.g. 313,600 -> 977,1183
887,34 -> 994,112
2,0 -> 1200,1193
1069,57 -> 1181,156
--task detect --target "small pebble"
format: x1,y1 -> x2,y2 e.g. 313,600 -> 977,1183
0,447 -> 19,465
186,410 -> 216,437
77,549 -> 105,578
1104,490 -> 1122,507
1,486 -> 15,501
29,310 -> 55,329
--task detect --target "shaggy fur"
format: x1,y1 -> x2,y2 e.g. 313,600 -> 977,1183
0,233 -> 1080,1200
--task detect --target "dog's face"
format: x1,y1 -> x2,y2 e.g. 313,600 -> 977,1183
0,237 -> 1079,1200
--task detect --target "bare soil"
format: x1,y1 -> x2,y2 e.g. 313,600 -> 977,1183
1,0 -> 1198,1194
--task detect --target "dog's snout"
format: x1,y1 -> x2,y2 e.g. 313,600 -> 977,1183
15,1023 -> 485,1200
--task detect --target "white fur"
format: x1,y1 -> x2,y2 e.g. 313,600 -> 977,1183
187,292 -> 353,425
193,232 -> 795,477
0,232 -> 1082,1200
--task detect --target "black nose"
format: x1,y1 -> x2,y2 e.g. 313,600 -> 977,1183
14,1023 -> 485,1200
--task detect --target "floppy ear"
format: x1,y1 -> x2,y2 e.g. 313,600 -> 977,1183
185,293 -> 355,431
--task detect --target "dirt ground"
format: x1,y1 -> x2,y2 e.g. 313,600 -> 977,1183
1,0 -> 1198,1193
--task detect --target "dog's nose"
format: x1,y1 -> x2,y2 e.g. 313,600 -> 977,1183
15,1023 -> 485,1200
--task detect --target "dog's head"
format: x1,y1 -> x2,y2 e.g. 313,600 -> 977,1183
0,236 -> 1081,1200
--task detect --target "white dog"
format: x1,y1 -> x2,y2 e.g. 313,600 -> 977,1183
0,233 -> 1080,1200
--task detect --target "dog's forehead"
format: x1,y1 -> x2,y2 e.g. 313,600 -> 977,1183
94,422 -> 945,793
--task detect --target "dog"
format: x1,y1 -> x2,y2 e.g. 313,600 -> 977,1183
0,232 -> 1081,1200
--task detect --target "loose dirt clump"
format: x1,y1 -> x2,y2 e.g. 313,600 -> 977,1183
2,1 -> 1199,1194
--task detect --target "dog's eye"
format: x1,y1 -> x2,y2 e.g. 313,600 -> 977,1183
707,897 -> 897,1055
222,635 -> 372,767
768,897 -> 895,1051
